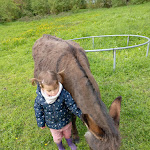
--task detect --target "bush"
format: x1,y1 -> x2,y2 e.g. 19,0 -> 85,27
71,4 -> 80,13
48,0 -> 68,14
48,0 -> 84,14
128,0 -> 149,4
111,0 -> 127,7
86,0 -> 112,8
0,0 -> 21,22
111,0 -> 149,7
30,0 -> 49,15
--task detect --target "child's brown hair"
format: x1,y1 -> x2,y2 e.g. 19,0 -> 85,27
31,70 -> 64,88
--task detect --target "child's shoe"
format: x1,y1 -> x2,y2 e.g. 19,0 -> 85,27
66,138 -> 77,150
56,141 -> 65,150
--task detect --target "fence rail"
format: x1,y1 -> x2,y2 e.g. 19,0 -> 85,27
69,35 -> 150,70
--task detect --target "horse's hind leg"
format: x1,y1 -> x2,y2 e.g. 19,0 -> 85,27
71,114 -> 80,143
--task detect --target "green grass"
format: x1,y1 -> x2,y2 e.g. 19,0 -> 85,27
0,2 -> 150,150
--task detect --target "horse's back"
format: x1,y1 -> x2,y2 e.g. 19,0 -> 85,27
32,35 -> 88,78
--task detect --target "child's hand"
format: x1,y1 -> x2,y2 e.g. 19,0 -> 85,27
40,126 -> 46,129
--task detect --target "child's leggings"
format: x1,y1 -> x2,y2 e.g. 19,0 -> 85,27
50,122 -> 72,143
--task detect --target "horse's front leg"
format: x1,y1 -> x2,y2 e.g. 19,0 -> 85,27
71,114 -> 80,143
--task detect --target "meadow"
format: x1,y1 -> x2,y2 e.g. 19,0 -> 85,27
0,2 -> 150,150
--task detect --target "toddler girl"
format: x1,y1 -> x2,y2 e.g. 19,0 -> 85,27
32,70 -> 82,150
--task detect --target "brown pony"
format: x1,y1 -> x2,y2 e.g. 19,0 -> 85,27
32,35 -> 122,150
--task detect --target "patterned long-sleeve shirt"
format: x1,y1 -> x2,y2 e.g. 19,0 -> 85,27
34,84 -> 82,129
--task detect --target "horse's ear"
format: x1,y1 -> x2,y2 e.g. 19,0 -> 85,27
81,114 -> 105,140
109,96 -> 122,128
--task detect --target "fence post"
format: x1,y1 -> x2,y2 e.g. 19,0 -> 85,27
113,49 -> 116,70
146,42 -> 149,57
92,37 -> 95,49
127,35 -> 130,46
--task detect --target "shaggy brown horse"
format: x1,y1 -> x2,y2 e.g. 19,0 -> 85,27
32,35 -> 122,150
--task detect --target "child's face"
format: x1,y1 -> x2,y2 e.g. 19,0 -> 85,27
42,83 -> 59,96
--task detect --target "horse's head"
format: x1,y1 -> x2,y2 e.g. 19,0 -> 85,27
82,96 -> 122,150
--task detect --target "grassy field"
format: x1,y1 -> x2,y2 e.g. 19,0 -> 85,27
0,2 -> 150,150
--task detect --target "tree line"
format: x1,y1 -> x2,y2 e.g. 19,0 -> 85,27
0,0 -> 149,22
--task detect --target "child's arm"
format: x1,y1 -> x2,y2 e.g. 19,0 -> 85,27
64,90 -> 82,118
34,97 -> 46,128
